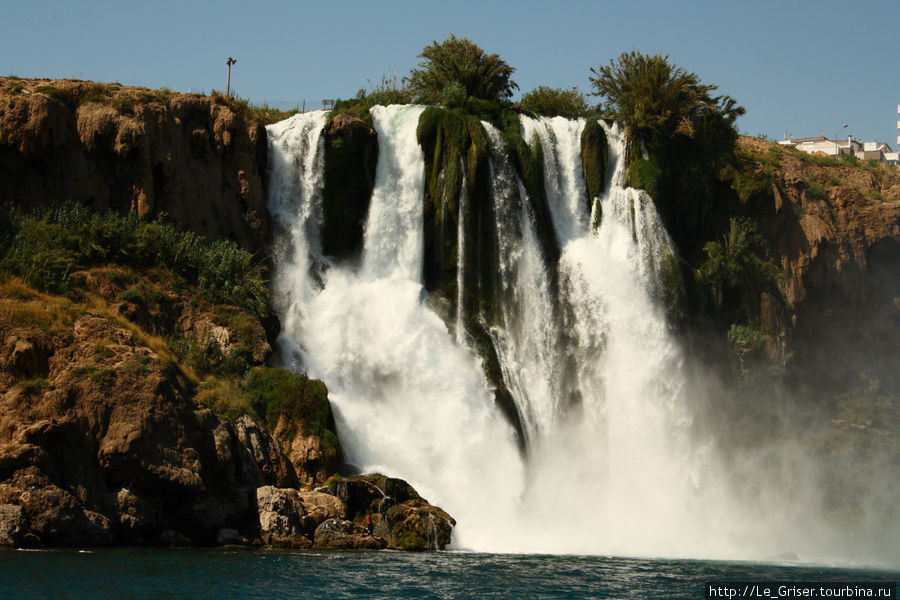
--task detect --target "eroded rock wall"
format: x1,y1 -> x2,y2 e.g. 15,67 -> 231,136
0,78 -> 268,251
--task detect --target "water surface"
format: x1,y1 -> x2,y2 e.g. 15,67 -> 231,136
2,548 -> 895,599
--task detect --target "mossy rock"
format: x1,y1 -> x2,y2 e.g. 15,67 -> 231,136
464,318 -> 526,452
375,502 -> 455,551
629,156 -> 662,199
321,113 -> 378,260
658,249 -> 685,318
417,108 -> 498,328
243,367 -> 343,467
581,119 -> 608,207
499,118 -> 560,267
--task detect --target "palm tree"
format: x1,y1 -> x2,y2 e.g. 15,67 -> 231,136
590,51 -> 742,143
407,34 -> 518,106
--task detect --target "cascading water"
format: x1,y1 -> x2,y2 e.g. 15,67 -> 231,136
520,115 -> 589,246
268,105 -> 525,551
481,121 -> 561,443
266,106 -> 848,560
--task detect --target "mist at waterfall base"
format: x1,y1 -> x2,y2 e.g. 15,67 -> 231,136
265,107 -> 897,566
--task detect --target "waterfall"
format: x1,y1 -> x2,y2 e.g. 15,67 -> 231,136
266,110 -> 329,364
520,115 -> 589,246
455,158 -> 467,344
482,122 -> 561,443
266,107 -> 819,560
268,105 -> 525,552
362,105 -> 427,281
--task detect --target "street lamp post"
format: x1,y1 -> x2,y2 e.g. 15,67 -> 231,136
834,124 -> 848,156
226,57 -> 237,97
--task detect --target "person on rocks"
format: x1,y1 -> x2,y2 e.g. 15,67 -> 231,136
365,513 -> 374,537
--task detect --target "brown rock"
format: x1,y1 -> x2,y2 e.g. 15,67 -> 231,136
255,486 -> 309,548
313,518 -> 386,550
0,503 -> 26,547
325,474 -> 456,550
233,415 -> 298,489
8,338 -> 49,379
19,484 -> 113,546
297,490 -> 346,535
329,113 -> 374,138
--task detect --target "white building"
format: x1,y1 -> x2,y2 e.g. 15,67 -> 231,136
779,134 -> 896,165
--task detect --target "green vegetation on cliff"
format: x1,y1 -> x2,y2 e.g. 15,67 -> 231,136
519,86 -> 595,119
0,202 -> 270,318
590,51 -> 745,256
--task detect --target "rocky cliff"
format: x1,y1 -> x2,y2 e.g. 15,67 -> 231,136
724,137 -> 900,392
0,82 -> 457,549
0,77 -> 269,251
0,261 -> 454,550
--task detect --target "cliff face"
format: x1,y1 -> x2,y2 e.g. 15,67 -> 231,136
735,137 -> 900,391
0,268 -> 290,546
0,264 -> 453,549
0,77 -> 269,251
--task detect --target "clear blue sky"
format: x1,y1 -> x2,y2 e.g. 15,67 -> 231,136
3,0 -> 899,146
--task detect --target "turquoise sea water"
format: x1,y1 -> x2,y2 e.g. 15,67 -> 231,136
0,549 -> 896,599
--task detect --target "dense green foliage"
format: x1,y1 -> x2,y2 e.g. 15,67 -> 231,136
699,217 -> 773,313
519,86 -> 594,119
0,202 -> 270,317
407,34 -> 518,107
244,367 -> 331,433
589,51 -> 743,144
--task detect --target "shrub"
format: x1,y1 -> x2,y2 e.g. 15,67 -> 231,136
331,82 -> 413,125
727,323 -> 765,364
34,85 -> 69,102
248,103 -> 300,125
803,179 -> 829,202
72,366 -> 116,389
136,87 -> 171,104
0,202 -> 270,317
244,367 -> 330,432
519,86 -> 594,118
195,377 -> 251,422
15,378 -> 51,395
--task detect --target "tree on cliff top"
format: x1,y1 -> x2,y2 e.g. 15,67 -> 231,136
589,51 -> 743,145
407,34 -> 518,106
519,86 -> 595,119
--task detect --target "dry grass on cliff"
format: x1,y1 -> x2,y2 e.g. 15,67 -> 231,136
0,278 -> 79,334
737,136 -> 900,205
0,76 -> 296,125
